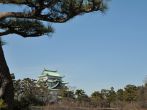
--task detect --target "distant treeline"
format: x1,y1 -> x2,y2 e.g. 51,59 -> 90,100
59,84 -> 147,109
12,78 -> 147,110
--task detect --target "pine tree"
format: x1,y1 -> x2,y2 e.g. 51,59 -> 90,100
0,0 -> 107,109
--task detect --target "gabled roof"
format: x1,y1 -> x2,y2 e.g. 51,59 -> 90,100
39,69 -> 62,77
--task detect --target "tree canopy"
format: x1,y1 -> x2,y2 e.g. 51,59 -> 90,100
0,0 -> 107,37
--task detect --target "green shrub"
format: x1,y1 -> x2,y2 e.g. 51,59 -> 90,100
0,99 -> 7,109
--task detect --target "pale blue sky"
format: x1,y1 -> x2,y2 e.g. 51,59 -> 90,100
1,0 -> 147,95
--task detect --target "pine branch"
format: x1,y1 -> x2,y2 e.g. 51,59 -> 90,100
0,0 -> 107,37
0,18 -> 54,37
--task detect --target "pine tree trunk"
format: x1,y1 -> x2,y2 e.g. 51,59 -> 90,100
0,44 -> 14,110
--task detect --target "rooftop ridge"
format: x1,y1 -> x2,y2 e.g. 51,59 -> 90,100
40,68 -> 62,77
43,68 -> 57,72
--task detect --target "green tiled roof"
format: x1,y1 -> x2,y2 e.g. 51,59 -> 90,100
40,69 -> 62,77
